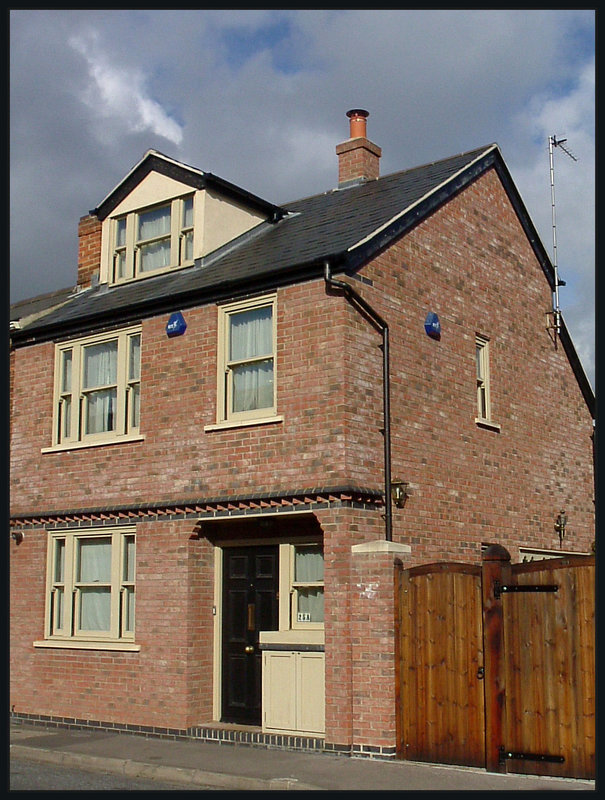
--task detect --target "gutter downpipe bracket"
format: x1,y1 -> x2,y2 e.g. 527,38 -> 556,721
323,261 -> 393,541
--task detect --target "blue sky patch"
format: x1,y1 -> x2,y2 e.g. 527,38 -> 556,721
221,20 -> 299,74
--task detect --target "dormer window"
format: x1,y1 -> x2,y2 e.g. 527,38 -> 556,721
137,204 -> 171,272
111,195 -> 194,283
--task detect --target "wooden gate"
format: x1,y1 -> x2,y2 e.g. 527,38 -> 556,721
395,547 -> 595,779
396,562 -> 485,767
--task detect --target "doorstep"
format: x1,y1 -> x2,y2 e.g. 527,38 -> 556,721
190,721 -> 327,753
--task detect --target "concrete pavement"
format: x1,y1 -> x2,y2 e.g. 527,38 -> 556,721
10,722 -> 596,791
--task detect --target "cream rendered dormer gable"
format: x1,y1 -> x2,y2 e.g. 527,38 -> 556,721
95,150 -> 284,286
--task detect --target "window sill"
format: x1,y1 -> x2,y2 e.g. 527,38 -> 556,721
33,639 -> 140,652
42,434 -> 145,454
204,415 -> 283,432
475,418 -> 501,432
110,261 -> 194,287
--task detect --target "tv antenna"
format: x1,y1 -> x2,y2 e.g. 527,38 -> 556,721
548,135 -> 577,339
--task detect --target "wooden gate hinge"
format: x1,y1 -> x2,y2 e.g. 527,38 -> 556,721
499,746 -> 564,765
493,580 -> 558,600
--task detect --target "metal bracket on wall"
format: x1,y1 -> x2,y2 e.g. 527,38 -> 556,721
493,581 -> 558,600
499,746 -> 564,765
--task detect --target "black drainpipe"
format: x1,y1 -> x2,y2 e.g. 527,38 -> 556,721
324,261 -> 392,541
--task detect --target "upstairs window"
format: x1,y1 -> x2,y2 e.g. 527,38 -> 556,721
112,195 -> 194,283
53,326 -> 141,446
138,205 -> 171,273
475,334 -> 491,421
217,295 -> 276,423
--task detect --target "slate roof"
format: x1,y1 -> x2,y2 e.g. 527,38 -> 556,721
8,142 -> 594,416
10,144 -> 507,338
9,286 -> 76,326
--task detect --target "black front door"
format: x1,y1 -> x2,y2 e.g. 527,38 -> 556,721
221,545 -> 279,725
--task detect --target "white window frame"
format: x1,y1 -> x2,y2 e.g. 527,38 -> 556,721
216,294 -> 277,425
277,542 -> 324,631
111,195 -> 195,284
43,527 -> 136,646
289,543 -> 324,630
51,326 -> 141,448
475,334 -> 492,422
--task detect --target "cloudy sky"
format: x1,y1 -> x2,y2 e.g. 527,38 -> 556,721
10,9 -> 595,385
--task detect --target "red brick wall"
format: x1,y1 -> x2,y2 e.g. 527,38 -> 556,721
342,167 -> 594,562
350,548 -> 401,753
317,506 -> 386,750
9,519 -> 213,730
9,281 -> 350,515
10,165 -> 594,742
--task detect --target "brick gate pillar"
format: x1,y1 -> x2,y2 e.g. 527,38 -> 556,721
350,540 -> 411,758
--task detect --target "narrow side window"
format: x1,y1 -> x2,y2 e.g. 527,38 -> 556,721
475,335 -> 491,421
291,544 -> 324,628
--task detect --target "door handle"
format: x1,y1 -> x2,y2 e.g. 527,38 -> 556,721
477,666 -> 485,680
244,645 -> 254,654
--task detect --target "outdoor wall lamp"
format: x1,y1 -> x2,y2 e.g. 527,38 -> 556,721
554,510 -> 567,543
11,531 -> 24,545
391,481 -> 410,509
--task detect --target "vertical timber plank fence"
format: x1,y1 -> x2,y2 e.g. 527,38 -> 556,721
395,545 -> 595,779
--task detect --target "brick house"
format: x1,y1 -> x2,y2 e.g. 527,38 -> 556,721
10,110 -> 594,757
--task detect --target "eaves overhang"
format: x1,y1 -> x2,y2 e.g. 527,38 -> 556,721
8,252 -> 346,348
559,317 -> 595,419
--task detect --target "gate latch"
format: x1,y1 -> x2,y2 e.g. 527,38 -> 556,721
493,581 -> 558,600
499,746 -> 564,765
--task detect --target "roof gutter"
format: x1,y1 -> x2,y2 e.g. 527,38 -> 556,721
323,261 -> 393,541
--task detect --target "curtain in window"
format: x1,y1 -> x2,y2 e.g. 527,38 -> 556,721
138,206 -> 170,240
83,341 -> 117,434
138,206 -> 171,272
230,306 -> 274,412
183,197 -> 193,228
297,589 -> 324,622
61,350 -> 72,392
78,538 -> 112,631
182,197 -> 194,261
295,548 -> 324,581
295,548 -> 324,622
129,335 -> 140,380
60,350 -> 73,440
127,335 -> 141,429
116,218 -> 127,247
123,536 -> 135,633
53,539 -> 66,630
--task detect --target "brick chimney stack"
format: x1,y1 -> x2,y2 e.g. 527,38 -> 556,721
336,109 -> 382,186
77,214 -> 102,289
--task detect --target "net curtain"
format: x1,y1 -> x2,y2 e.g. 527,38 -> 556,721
83,342 -> 118,434
78,538 -> 112,631
138,206 -> 171,271
229,306 -> 274,412
295,548 -> 325,623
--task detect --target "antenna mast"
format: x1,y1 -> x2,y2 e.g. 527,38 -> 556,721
548,135 -> 577,338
